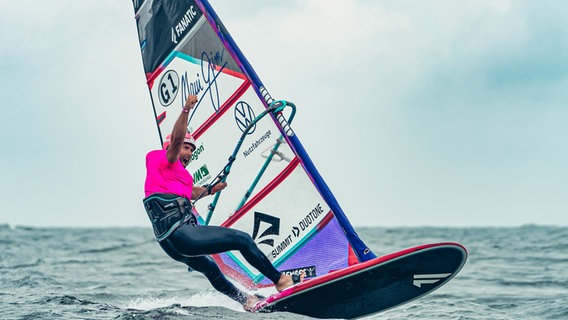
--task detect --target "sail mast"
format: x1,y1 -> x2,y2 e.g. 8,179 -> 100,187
196,0 -> 376,261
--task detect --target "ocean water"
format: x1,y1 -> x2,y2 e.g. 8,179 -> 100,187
1,224 -> 566,320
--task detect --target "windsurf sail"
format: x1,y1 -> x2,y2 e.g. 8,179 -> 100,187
132,0 -> 376,289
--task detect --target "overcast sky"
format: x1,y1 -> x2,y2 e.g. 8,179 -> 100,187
1,0 -> 566,228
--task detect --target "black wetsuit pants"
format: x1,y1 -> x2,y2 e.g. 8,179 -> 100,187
159,220 -> 282,304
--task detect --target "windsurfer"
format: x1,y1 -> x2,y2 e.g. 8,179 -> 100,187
143,95 -> 304,311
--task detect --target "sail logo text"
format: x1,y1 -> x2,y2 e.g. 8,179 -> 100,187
281,266 -> 317,278
268,235 -> 293,262
202,49 -> 226,72
181,71 -> 203,105
171,6 -> 199,44
200,50 -> 225,111
192,164 -> 211,185
190,143 -> 205,161
158,70 -> 179,107
299,203 -> 324,231
178,57 -> 226,113
243,130 -> 272,158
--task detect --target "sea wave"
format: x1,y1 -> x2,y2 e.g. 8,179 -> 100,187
0,225 -> 566,320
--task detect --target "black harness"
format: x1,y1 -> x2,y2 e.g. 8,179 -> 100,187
143,193 -> 196,242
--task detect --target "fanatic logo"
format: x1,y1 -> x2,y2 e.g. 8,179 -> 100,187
252,212 -> 280,247
171,6 -> 199,44
413,273 -> 452,287
234,101 -> 256,134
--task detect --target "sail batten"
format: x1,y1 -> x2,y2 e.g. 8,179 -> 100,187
133,0 -> 376,289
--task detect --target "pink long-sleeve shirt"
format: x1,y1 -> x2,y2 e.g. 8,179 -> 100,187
144,150 -> 193,200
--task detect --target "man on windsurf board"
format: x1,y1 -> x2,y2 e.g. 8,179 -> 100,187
143,95 -> 304,310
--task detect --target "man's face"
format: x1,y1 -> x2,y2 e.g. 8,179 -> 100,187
179,143 -> 195,167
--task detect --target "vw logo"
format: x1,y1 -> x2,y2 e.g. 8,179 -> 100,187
234,101 -> 256,134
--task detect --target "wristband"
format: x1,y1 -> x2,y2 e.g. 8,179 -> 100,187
183,108 -> 190,113
203,184 -> 211,195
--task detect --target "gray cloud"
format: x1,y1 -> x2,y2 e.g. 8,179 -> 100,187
1,1 -> 566,227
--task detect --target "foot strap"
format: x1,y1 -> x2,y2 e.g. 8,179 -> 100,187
291,274 -> 301,284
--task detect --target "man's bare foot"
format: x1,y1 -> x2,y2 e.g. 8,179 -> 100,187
243,294 -> 262,312
275,271 -> 305,292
